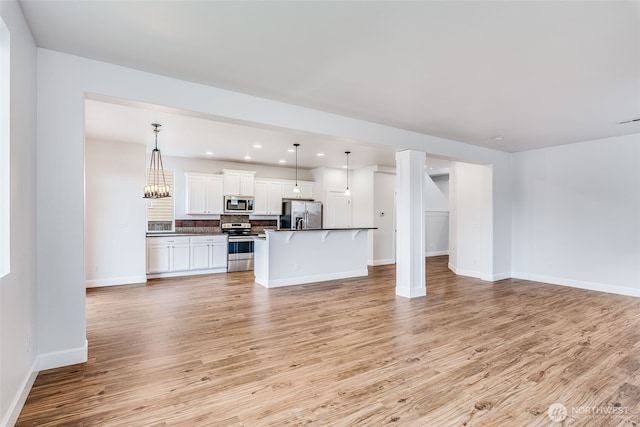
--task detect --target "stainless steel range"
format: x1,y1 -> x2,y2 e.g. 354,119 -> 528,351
222,222 -> 257,272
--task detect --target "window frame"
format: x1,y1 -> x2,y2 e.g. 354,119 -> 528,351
146,168 -> 175,233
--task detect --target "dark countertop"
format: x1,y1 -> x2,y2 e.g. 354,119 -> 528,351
266,227 -> 377,232
146,232 -> 226,237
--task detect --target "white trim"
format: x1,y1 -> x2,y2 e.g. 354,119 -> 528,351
511,272 -> 640,298
395,286 -> 426,298
426,250 -> 448,257
368,258 -> 395,266
395,150 -> 426,299
35,339 -> 88,372
0,359 -> 37,427
85,275 -> 147,288
487,271 -> 511,282
147,267 -> 227,279
256,269 -> 368,288
0,17 -> 10,278
448,262 -> 482,279
448,262 -> 506,282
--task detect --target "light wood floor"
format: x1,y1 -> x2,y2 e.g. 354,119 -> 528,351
17,257 -> 640,426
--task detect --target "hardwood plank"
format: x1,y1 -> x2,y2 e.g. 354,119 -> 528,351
17,257 -> 640,426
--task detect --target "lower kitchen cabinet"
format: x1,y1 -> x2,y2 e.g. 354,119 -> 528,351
147,235 -> 228,278
190,236 -> 228,270
146,236 -> 190,274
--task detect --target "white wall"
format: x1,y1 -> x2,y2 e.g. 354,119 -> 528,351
425,211 -> 449,256
311,167 -> 348,200
85,138 -> 147,287
351,167 -> 375,230
449,162 -> 494,280
310,167 -> 350,227
351,166 -> 397,265
373,171 -> 396,264
511,134 -> 640,296
166,155 -> 313,219
425,174 -> 449,211
425,173 -> 450,256
0,1 -> 38,425
34,48 -> 512,375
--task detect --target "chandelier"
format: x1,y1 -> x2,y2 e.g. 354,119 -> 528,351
143,123 -> 171,199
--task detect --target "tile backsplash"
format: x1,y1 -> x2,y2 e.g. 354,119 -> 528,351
175,219 -> 220,234
174,217 -> 277,234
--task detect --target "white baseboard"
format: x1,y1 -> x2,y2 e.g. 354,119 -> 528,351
448,263 -> 481,279
1,359 -> 38,427
368,258 -> 395,266
86,274 -> 147,288
488,272 -> 511,281
257,269 -> 369,288
395,286 -> 426,298
446,264 -> 638,297
511,272 -> 640,298
146,267 -> 227,279
426,250 -> 448,257
448,263 -> 511,282
35,339 -> 88,372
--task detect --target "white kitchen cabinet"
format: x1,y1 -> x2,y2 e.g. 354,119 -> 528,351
282,181 -> 313,200
223,169 -> 255,196
147,235 -> 228,278
146,236 -> 191,274
190,242 -> 210,270
172,243 -> 191,271
254,180 -> 283,215
190,235 -> 228,270
147,244 -> 170,273
268,182 -> 283,214
185,173 -> 224,215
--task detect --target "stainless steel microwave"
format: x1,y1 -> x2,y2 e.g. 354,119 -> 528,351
224,196 -> 254,213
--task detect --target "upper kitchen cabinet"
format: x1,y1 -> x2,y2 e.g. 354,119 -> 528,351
254,180 -> 283,215
185,173 -> 224,215
282,181 -> 313,200
223,169 -> 256,196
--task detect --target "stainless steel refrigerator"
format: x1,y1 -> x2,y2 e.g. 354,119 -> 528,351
280,199 -> 322,230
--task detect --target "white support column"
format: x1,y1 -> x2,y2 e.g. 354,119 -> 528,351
395,150 -> 426,298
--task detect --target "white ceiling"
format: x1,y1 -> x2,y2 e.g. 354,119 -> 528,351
84,97 -> 408,170
20,0 -> 640,162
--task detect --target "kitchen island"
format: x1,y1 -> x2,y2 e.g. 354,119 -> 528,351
254,228 -> 374,288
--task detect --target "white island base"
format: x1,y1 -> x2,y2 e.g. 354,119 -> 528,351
254,228 -> 371,288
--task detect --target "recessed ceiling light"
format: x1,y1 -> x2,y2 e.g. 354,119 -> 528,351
205,151 -> 214,155
287,148 -> 295,153
253,144 -> 262,148
317,153 -> 325,157
493,136 -> 503,141
279,160 -> 286,163
244,155 -> 251,160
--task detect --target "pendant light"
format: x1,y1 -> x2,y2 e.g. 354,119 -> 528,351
143,123 -> 171,199
293,143 -> 300,195
344,150 -> 351,196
